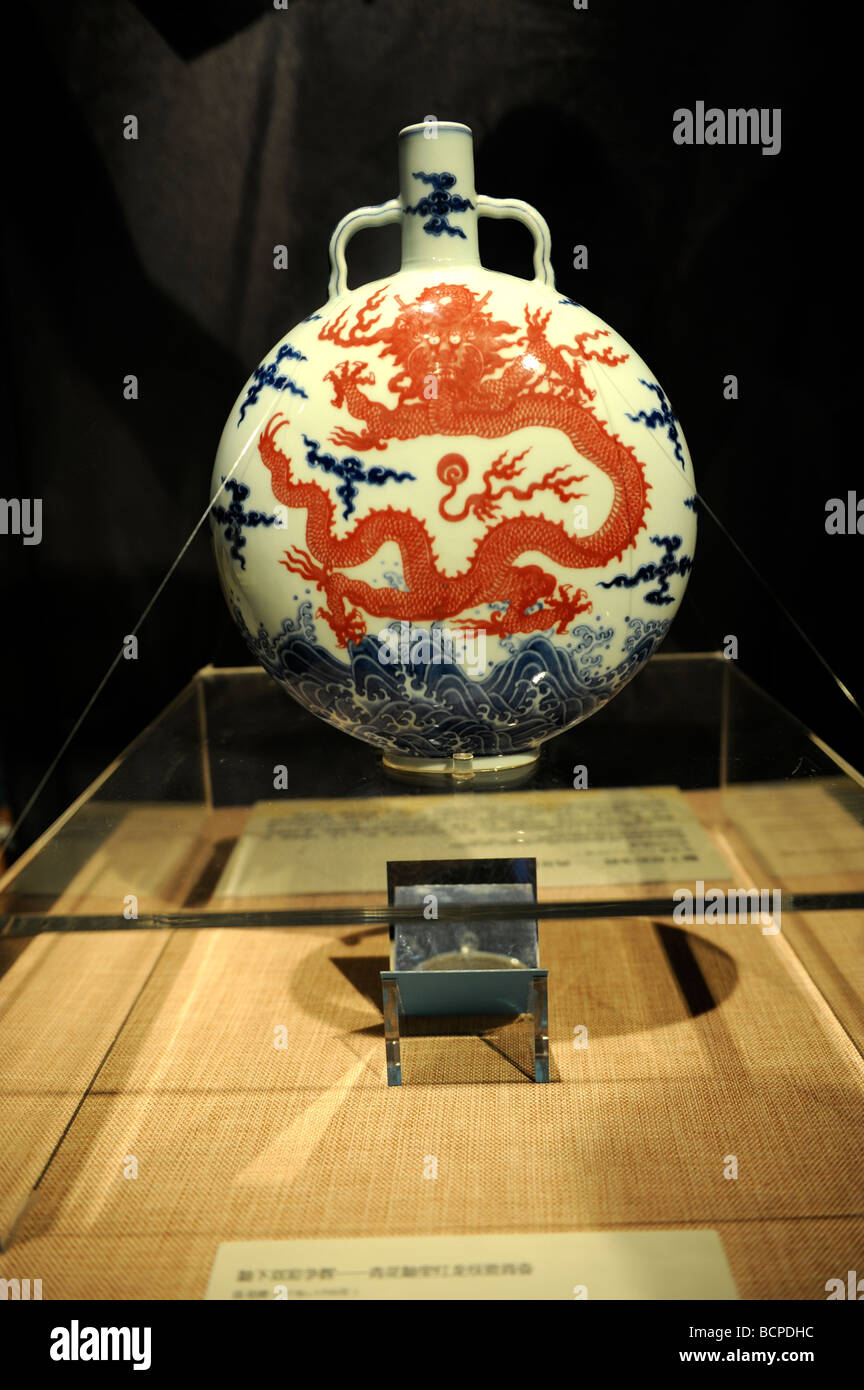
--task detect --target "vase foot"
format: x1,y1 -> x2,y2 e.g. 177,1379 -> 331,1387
381,748 -> 540,784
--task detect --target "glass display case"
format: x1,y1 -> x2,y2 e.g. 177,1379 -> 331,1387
0,654 -> 862,1298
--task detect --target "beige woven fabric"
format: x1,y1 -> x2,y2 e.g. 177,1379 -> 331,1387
0,929 -> 167,1245
776,912 -> 864,1050
2,1219 -> 862,1301
1,916 -> 862,1296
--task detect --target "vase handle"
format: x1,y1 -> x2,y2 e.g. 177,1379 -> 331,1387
476,195 -> 555,288
328,199 -> 402,299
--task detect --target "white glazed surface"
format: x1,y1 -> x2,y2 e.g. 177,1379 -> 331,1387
211,266 -> 696,760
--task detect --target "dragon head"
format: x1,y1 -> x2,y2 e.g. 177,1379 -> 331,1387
377,284 -> 518,398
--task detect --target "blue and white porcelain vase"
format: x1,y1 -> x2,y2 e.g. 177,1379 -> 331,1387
211,120 -> 696,776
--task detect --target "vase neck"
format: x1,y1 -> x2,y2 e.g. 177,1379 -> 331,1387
398,121 -> 480,270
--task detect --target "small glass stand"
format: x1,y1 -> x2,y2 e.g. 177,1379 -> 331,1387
380,858 -> 550,1086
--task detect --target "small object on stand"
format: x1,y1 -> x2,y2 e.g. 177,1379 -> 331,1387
381,857 -> 549,1086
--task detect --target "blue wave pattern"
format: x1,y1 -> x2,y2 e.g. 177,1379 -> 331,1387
231,602 -> 671,757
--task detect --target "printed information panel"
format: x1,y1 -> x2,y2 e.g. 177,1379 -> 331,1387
206,1231 -> 739,1300
214,787 -> 732,896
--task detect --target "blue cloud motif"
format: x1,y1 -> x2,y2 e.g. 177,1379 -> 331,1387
211,478 -> 281,569
597,534 -> 693,606
302,435 -> 415,520
405,171 -> 474,238
238,342 -> 308,424
626,379 -> 685,467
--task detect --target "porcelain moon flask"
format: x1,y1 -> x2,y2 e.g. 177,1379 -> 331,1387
211,121 -> 696,776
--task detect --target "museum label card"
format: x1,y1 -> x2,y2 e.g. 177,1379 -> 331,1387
213,786 -> 731,896
205,1230 -> 738,1300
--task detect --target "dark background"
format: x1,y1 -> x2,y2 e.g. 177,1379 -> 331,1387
0,0 -> 859,857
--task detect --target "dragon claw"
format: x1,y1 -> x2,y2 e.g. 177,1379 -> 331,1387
320,605 -> 367,646
280,545 -> 326,585
551,585 -> 592,632
330,426 -> 371,449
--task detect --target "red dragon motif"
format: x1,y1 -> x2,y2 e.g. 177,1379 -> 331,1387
257,283 -> 650,646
